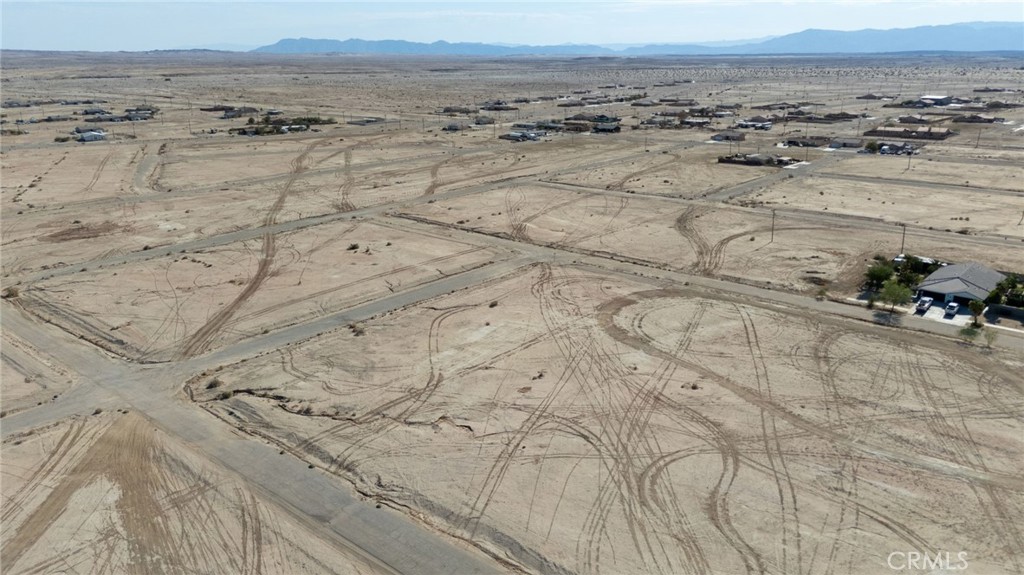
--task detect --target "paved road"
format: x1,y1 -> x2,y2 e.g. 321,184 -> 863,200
6,125 -> 1022,574
7,213 -> 1021,573
2,292 -> 505,568
529,169 -> 1024,253
812,171 -> 1024,197
13,174 -> 539,285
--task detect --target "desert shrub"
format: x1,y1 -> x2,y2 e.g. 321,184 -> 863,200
958,326 -> 980,344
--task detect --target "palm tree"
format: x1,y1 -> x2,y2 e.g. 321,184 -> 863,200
968,300 -> 986,327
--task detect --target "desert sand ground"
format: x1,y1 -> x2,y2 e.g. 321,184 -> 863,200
1,411 -> 386,574
187,263 -> 1024,575
2,51 -> 1023,574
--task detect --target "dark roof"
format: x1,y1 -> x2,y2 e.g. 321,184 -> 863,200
917,262 -> 1006,301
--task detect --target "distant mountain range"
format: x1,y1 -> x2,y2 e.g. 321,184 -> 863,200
252,22 -> 1023,56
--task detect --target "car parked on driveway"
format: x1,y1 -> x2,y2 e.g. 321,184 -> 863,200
944,302 -> 960,316
916,297 -> 934,312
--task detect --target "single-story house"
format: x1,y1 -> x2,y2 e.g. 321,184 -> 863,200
712,130 -> 745,142
898,114 -> 931,124
916,262 -> 1006,304
864,126 -> 955,140
562,120 -> 592,132
919,95 -> 953,106
952,114 -> 1001,124
347,117 -> 385,126
785,136 -> 830,147
77,131 -> 106,142
718,153 -> 797,167
642,117 -> 676,127
830,138 -> 864,149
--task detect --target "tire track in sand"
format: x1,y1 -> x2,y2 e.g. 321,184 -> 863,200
176,136 -> 332,359
737,306 -> 803,575
80,150 -> 113,195
2,415 -> 179,573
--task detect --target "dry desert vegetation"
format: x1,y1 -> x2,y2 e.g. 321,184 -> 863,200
2,51 -> 1024,575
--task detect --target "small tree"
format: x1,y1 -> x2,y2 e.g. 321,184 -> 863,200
879,278 -> 912,313
865,262 -> 894,291
864,140 -> 880,153
894,261 -> 922,288
967,300 -> 986,326
982,327 -> 998,348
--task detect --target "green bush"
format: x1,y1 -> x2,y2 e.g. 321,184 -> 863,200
865,262 -> 894,291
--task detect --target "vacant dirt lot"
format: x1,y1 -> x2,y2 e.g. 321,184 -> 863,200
27,218 -> 510,361
544,144 -> 778,198
400,183 -> 1024,294
188,263 -> 1024,575
3,52 -> 1023,575
818,155 -> 1024,193
752,175 -> 1023,237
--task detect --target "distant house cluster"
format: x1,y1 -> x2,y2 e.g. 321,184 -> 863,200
2,98 -> 109,109
886,94 -> 1021,112
84,104 -> 159,123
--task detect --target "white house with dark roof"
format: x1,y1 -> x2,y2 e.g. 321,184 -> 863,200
916,262 -> 1006,304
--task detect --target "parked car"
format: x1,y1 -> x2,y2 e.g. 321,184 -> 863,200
944,302 -> 960,316
916,297 -> 934,312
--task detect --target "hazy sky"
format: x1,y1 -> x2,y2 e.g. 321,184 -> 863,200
2,1 -> 1022,51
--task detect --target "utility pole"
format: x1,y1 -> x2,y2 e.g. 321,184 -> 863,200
899,223 -> 907,254
770,209 -> 776,243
